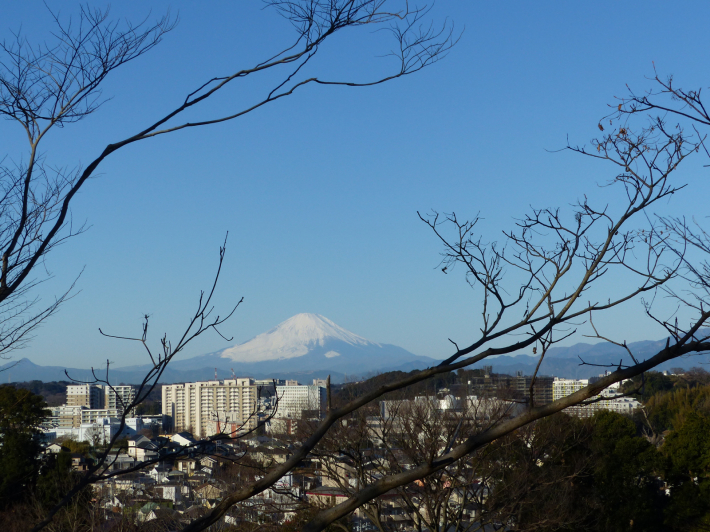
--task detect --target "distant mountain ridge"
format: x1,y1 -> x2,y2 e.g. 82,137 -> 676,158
1,318 -> 708,384
1,314 -> 437,384
470,331 -> 710,379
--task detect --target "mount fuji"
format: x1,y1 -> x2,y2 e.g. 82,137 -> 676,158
222,313 -> 375,363
166,313 -> 437,380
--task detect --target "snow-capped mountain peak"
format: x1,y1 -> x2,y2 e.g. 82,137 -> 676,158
220,313 -> 375,362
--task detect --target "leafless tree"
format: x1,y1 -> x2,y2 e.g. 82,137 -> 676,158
275,77 -> 709,532
10,6 -> 710,531
84,423 -> 104,448
313,394 -> 593,532
140,76 -> 710,531
482,414 -> 598,531
370,397 -> 507,532
0,0 -> 458,360
1,2 -> 457,529
30,241 -> 268,530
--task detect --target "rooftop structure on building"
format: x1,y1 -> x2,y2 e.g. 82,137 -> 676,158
254,378 -> 286,387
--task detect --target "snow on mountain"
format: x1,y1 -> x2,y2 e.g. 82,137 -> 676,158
220,313 -> 376,362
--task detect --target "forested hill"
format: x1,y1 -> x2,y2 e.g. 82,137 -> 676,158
3,381 -> 71,407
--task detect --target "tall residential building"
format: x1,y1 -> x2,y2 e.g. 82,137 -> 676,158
62,384 -> 137,426
162,379 -> 258,438
512,373 -> 554,405
274,383 -> 326,420
60,384 -> 104,428
552,378 -> 590,401
105,385 -> 136,416
66,384 -> 104,409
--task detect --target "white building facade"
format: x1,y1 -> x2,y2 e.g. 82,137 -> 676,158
273,384 -> 326,420
553,377 -> 640,417
162,378 -> 258,438
105,385 -> 136,415
47,416 -> 144,444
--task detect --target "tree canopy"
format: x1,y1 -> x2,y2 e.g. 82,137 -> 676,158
0,386 -> 49,509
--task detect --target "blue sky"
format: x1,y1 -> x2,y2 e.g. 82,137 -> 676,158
2,1 -> 710,369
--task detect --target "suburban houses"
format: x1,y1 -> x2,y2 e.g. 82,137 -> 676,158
23,371 -> 645,529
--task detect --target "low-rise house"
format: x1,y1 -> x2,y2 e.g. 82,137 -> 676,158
194,482 -> 224,500
187,472 -> 211,486
154,484 -> 183,503
243,435 -> 274,448
201,498 -> 221,509
253,445 -> 291,466
148,464 -> 172,483
127,434 -> 150,455
144,507 -> 178,524
135,502 -> 176,524
179,505 -> 208,523
70,453 -> 89,471
127,434 -> 158,461
135,441 -> 159,462
112,475 -> 145,493
172,432 -> 197,447
175,457 -> 199,476
306,486 -> 349,509
45,442 -> 64,454
200,455 -> 219,470
104,451 -> 136,471
104,495 -> 125,510
167,470 -> 188,483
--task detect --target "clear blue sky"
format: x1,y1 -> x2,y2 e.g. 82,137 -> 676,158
3,1 -> 709,368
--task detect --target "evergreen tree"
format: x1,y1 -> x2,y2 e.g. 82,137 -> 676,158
0,386 -> 49,508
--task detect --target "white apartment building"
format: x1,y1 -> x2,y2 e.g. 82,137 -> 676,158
47,416 -> 145,444
273,384 -> 326,420
553,377 -> 640,417
162,379 -> 258,438
105,385 -> 136,414
48,405 -> 85,429
81,408 -> 122,424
